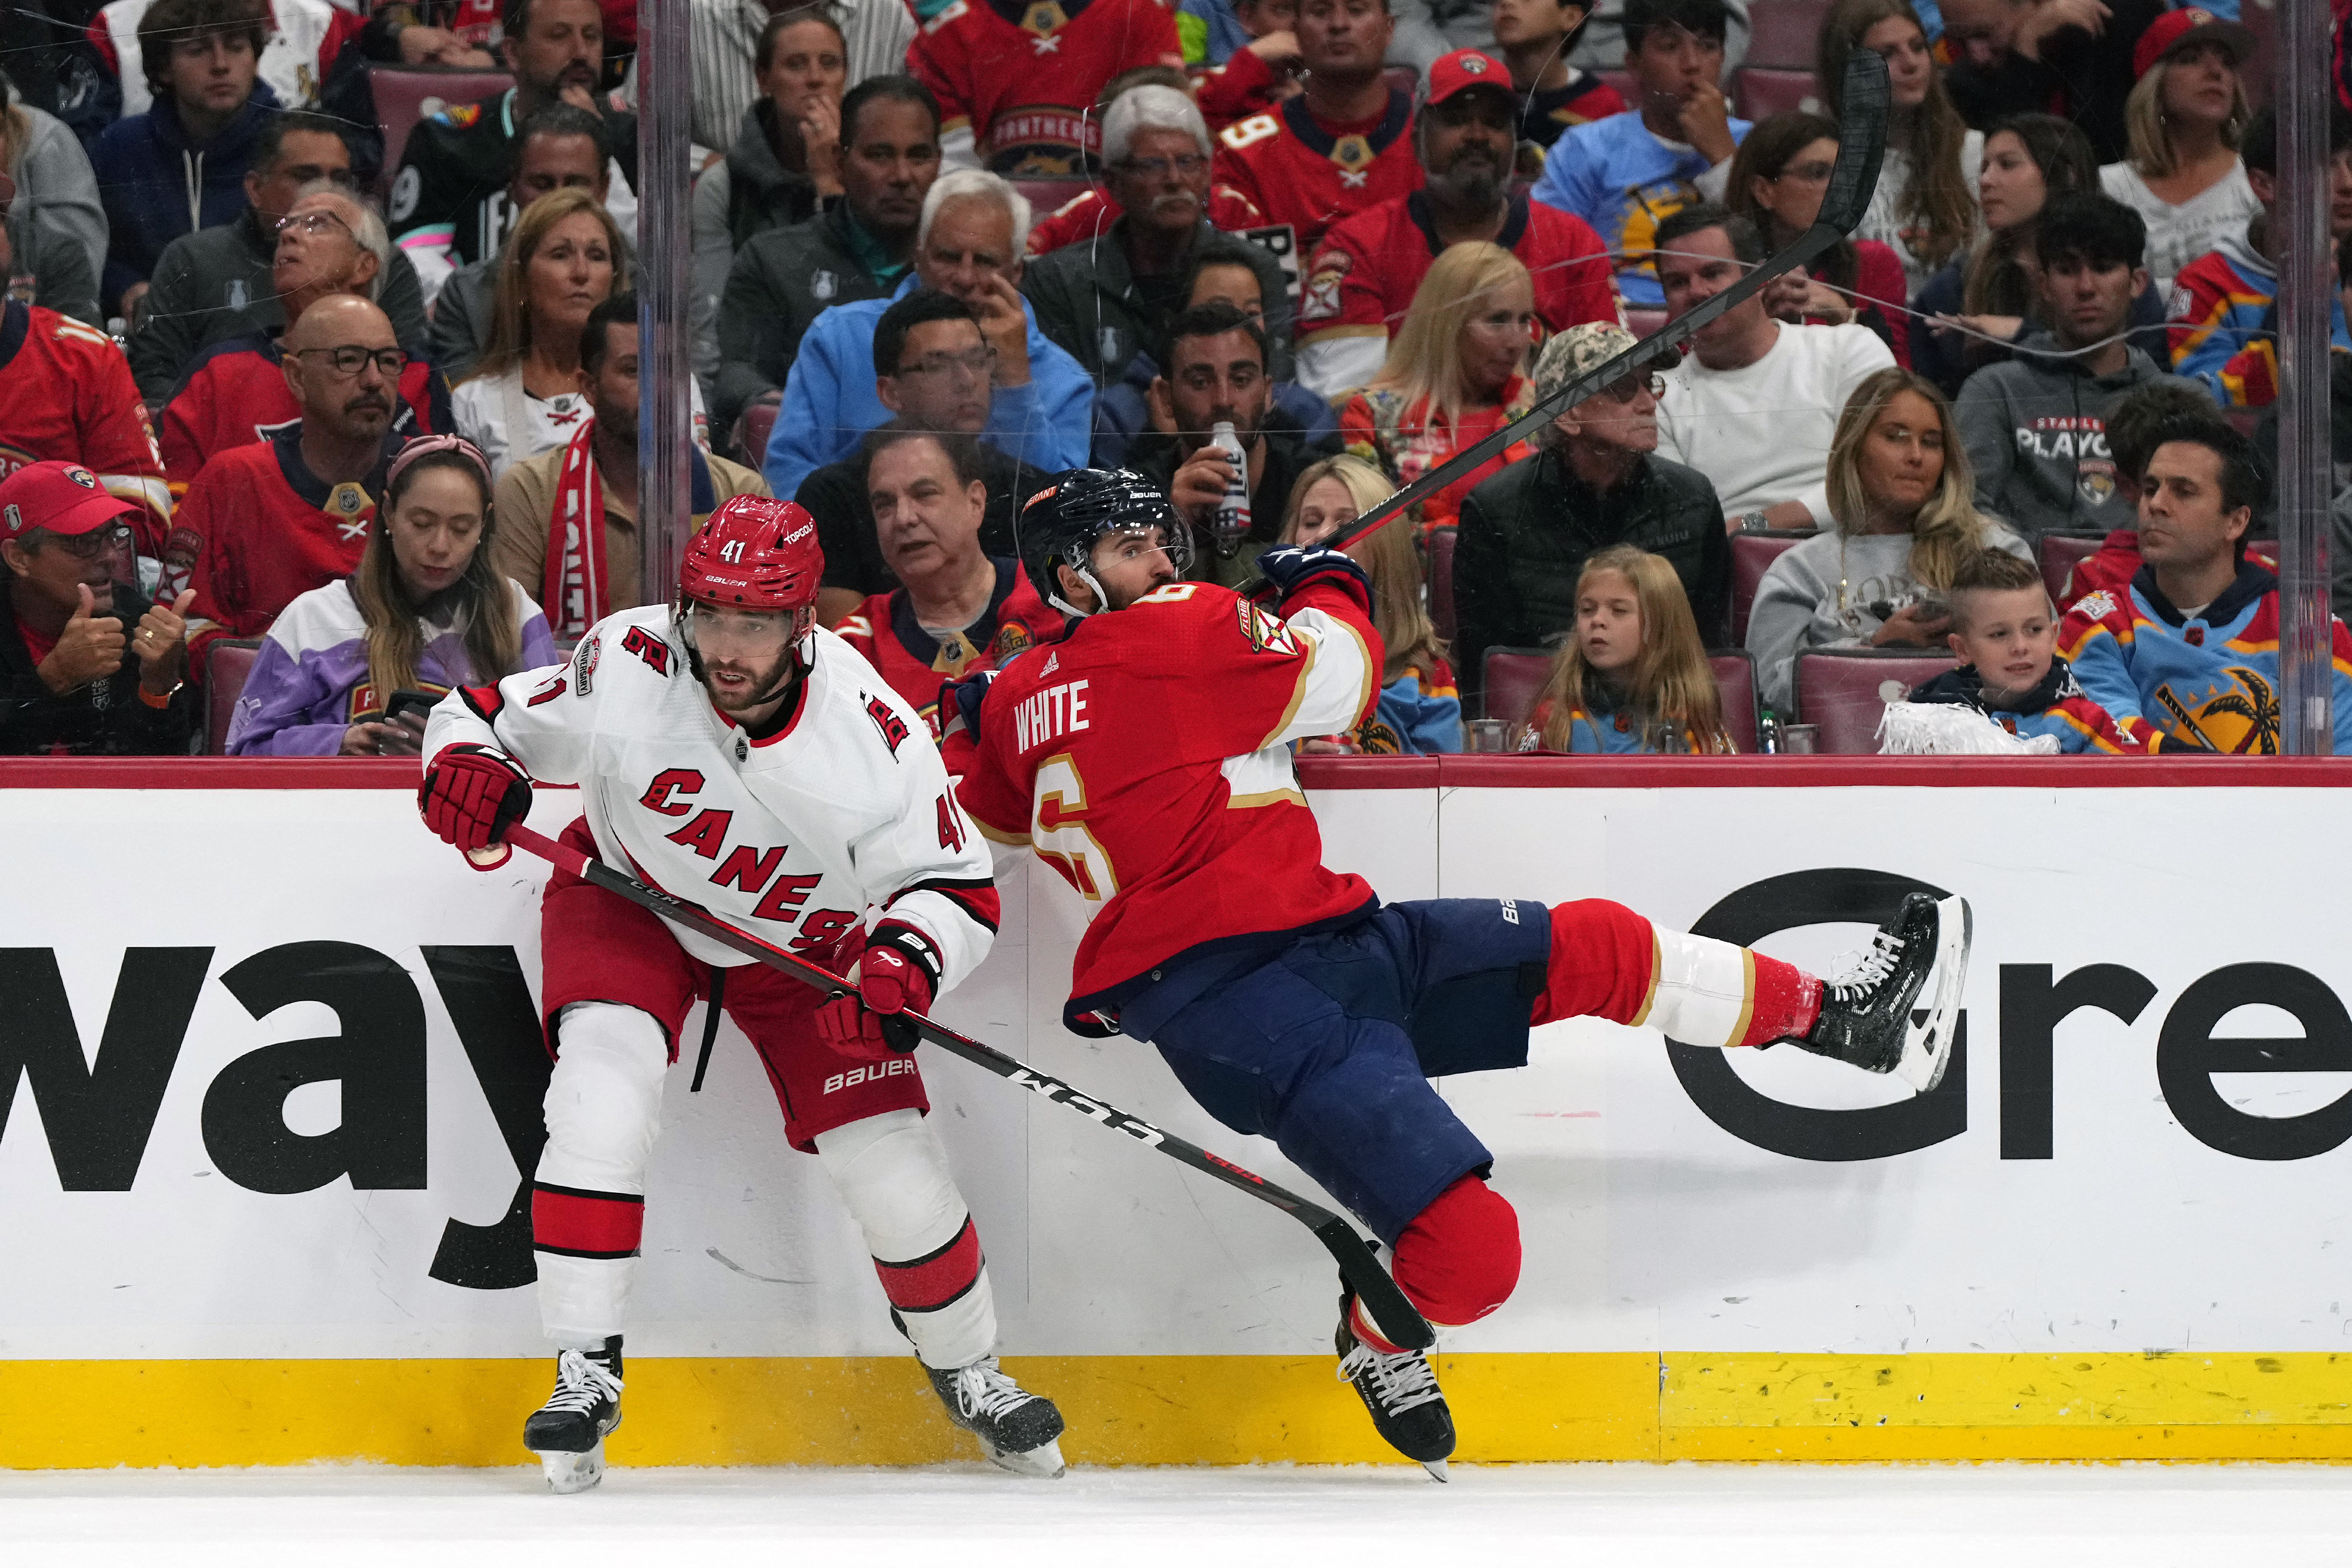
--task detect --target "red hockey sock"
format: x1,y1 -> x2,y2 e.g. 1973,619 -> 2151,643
1351,1176 -> 1522,1353
1740,954 -> 1822,1047
1528,898 -> 1658,1027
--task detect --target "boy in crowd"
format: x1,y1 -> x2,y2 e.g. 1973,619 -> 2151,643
1904,549 -> 2173,752
1491,0 -> 1623,159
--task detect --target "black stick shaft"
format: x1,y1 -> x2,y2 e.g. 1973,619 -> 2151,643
493,823 -> 1436,1352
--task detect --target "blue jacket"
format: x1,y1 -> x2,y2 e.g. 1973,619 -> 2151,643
91,82 -> 282,310
764,274 -> 1095,500
1528,109 -> 1750,309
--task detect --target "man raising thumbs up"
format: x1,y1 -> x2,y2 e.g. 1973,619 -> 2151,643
0,462 -> 197,755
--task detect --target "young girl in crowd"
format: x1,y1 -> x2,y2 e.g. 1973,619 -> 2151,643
228,436 -> 557,755
1281,454 -> 1462,755
1728,112 -> 1912,365
1341,242 -> 1538,540
1514,544 -> 1734,754
1745,367 -> 2032,714
1818,0 -> 1980,292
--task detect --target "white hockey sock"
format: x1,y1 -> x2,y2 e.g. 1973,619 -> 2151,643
816,1108 -> 997,1371
534,1002 -> 670,1346
1634,928 -> 1757,1051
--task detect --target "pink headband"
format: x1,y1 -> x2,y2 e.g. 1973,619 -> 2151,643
386,433 -> 493,496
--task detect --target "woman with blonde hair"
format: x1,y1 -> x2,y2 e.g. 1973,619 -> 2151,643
1339,241 -> 1538,540
1745,366 -> 2033,713
1279,454 -> 1461,755
228,435 -> 557,754
452,189 -> 710,480
1817,0 -> 1979,292
2096,10 -> 2260,296
1515,544 -> 1733,755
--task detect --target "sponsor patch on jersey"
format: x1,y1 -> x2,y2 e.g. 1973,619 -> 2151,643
573,630 -> 601,694
1235,596 -> 1300,656
2074,590 -> 2117,621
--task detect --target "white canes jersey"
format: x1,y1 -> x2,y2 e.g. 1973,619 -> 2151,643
422,606 -> 1000,983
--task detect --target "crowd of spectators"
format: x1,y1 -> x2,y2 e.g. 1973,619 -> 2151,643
1,0 -> 2347,758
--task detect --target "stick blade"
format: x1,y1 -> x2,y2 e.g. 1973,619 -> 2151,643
1316,1219 -> 1435,1351
1818,46 -> 1891,238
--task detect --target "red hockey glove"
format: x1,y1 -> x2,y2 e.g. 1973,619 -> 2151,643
814,932 -> 937,1059
1257,544 -> 1373,616
417,744 -> 533,852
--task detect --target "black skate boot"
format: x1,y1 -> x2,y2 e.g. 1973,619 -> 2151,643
1788,892 -> 1971,1094
522,1338 -> 624,1494
1335,1286 -> 1455,1480
926,1357 -> 1067,1477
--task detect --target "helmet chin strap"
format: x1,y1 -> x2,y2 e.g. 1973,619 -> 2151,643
1048,561 -> 1111,619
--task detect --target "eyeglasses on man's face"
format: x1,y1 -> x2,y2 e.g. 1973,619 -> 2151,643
277,209 -> 356,241
1602,372 -> 1667,403
292,345 -> 410,378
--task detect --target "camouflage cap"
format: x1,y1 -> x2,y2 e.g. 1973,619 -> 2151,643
1531,322 -> 1680,404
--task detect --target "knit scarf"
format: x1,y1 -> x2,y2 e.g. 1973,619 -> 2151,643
543,419 -> 606,642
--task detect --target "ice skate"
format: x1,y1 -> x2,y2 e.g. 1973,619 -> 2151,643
927,1357 -> 1067,1477
523,1341 -> 624,1494
1788,892 -> 1971,1093
1335,1288 -> 1454,1479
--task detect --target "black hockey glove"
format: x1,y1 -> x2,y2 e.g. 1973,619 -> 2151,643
1257,544 -> 1373,616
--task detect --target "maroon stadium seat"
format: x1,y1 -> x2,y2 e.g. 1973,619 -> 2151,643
1732,66 -> 1820,121
734,399 -> 779,469
1481,646 -> 1555,727
1744,0 -> 1833,66
1425,526 -> 1457,643
369,66 -> 515,196
1710,648 -> 1760,751
1729,527 -> 1813,645
2037,531 -> 2105,606
205,638 -> 264,755
1795,647 -> 1956,752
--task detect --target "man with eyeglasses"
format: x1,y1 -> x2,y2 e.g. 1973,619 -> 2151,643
1023,84 -> 1295,386
174,294 -> 409,658
0,460 -> 198,755
796,290 -> 1048,628
1456,321 -> 1729,688
156,185 -> 450,495
132,109 -> 430,399
1296,48 -> 1617,399
0,215 -> 173,559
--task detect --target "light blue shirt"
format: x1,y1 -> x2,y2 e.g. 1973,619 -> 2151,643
764,275 -> 1096,499
1528,109 -> 1750,308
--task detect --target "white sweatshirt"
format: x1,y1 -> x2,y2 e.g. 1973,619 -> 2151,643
1655,320 -> 1896,525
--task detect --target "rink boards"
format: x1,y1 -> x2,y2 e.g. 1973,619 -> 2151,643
6,754 -> 2352,1466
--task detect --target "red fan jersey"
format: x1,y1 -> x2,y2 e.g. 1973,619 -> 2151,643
179,427 -> 396,657
1025,183 -> 1268,253
0,298 -> 171,556
1298,192 -> 1619,385
950,577 -> 1382,1026
835,559 -> 1065,734
908,0 -> 1182,175
1213,88 -> 1423,253
158,334 -> 450,495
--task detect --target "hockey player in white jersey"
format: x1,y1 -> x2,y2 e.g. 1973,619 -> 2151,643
417,496 -> 1064,1490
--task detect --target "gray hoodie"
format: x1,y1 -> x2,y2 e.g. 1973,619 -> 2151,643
1955,328 -> 2208,539
1745,522 -> 2034,714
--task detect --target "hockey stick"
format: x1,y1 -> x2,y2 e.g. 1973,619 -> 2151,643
1240,46 -> 1891,591
486,820 -> 1438,1352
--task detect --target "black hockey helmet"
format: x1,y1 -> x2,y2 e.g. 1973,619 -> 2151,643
1017,467 -> 1193,617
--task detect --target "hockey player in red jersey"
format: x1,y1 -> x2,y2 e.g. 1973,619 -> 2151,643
948,470 -> 1972,1473
417,495 -> 1065,1491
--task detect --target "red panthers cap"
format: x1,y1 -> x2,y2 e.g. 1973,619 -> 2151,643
2132,7 -> 2255,79
0,461 -> 138,541
1426,48 -> 1514,108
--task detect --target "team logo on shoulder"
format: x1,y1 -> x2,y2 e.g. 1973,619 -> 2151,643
620,624 -> 671,674
436,102 -> 482,129
1235,597 -> 1299,656
2073,590 -> 2117,621
866,694 -> 911,755
990,621 -> 1034,663
573,630 -> 602,694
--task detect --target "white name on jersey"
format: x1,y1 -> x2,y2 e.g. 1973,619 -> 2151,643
1013,678 -> 1091,753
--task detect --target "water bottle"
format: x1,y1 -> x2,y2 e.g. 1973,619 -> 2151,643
1757,708 -> 1782,754
1209,420 -> 1251,558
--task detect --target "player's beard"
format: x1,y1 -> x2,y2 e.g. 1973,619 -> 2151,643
701,644 -> 800,714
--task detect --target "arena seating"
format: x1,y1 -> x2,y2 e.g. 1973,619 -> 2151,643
1732,67 -> 1819,120
369,66 -> 516,197
1728,527 -> 1814,645
733,400 -> 779,470
1426,527 -> 1458,643
1795,647 -> 1956,752
1710,648 -> 1760,750
1481,646 -> 1552,727
204,639 -> 264,755
2038,531 -> 2107,606
1743,0 -> 1832,67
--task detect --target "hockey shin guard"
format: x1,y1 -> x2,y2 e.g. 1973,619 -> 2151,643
1351,1175 -> 1522,1355
817,1108 -> 996,1370
534,1002 -> 670,1346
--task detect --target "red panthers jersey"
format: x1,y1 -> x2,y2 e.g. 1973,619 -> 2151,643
1026,183 -> 1268,253
0,298 -> 171,556
179,428 -> 395,659
1213,88 -> 1424,253
950,578 -> 1382,1025
159,334 -> 449,495
909,0 -> 1182,175
835,560 -> 1065,734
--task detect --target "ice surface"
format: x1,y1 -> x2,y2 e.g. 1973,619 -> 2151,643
6,1462 -> 2352,1568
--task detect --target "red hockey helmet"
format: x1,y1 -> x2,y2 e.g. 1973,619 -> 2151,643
678,495 -> 823,611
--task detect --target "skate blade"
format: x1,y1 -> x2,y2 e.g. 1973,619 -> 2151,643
976,1433 -> 1067,1479
1422,1460 -> 1450,1482
536,1440 -> 607,1495
1895,895 -> 1972,1096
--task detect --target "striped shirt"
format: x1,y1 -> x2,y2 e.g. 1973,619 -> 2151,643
683,0 -> 918,153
